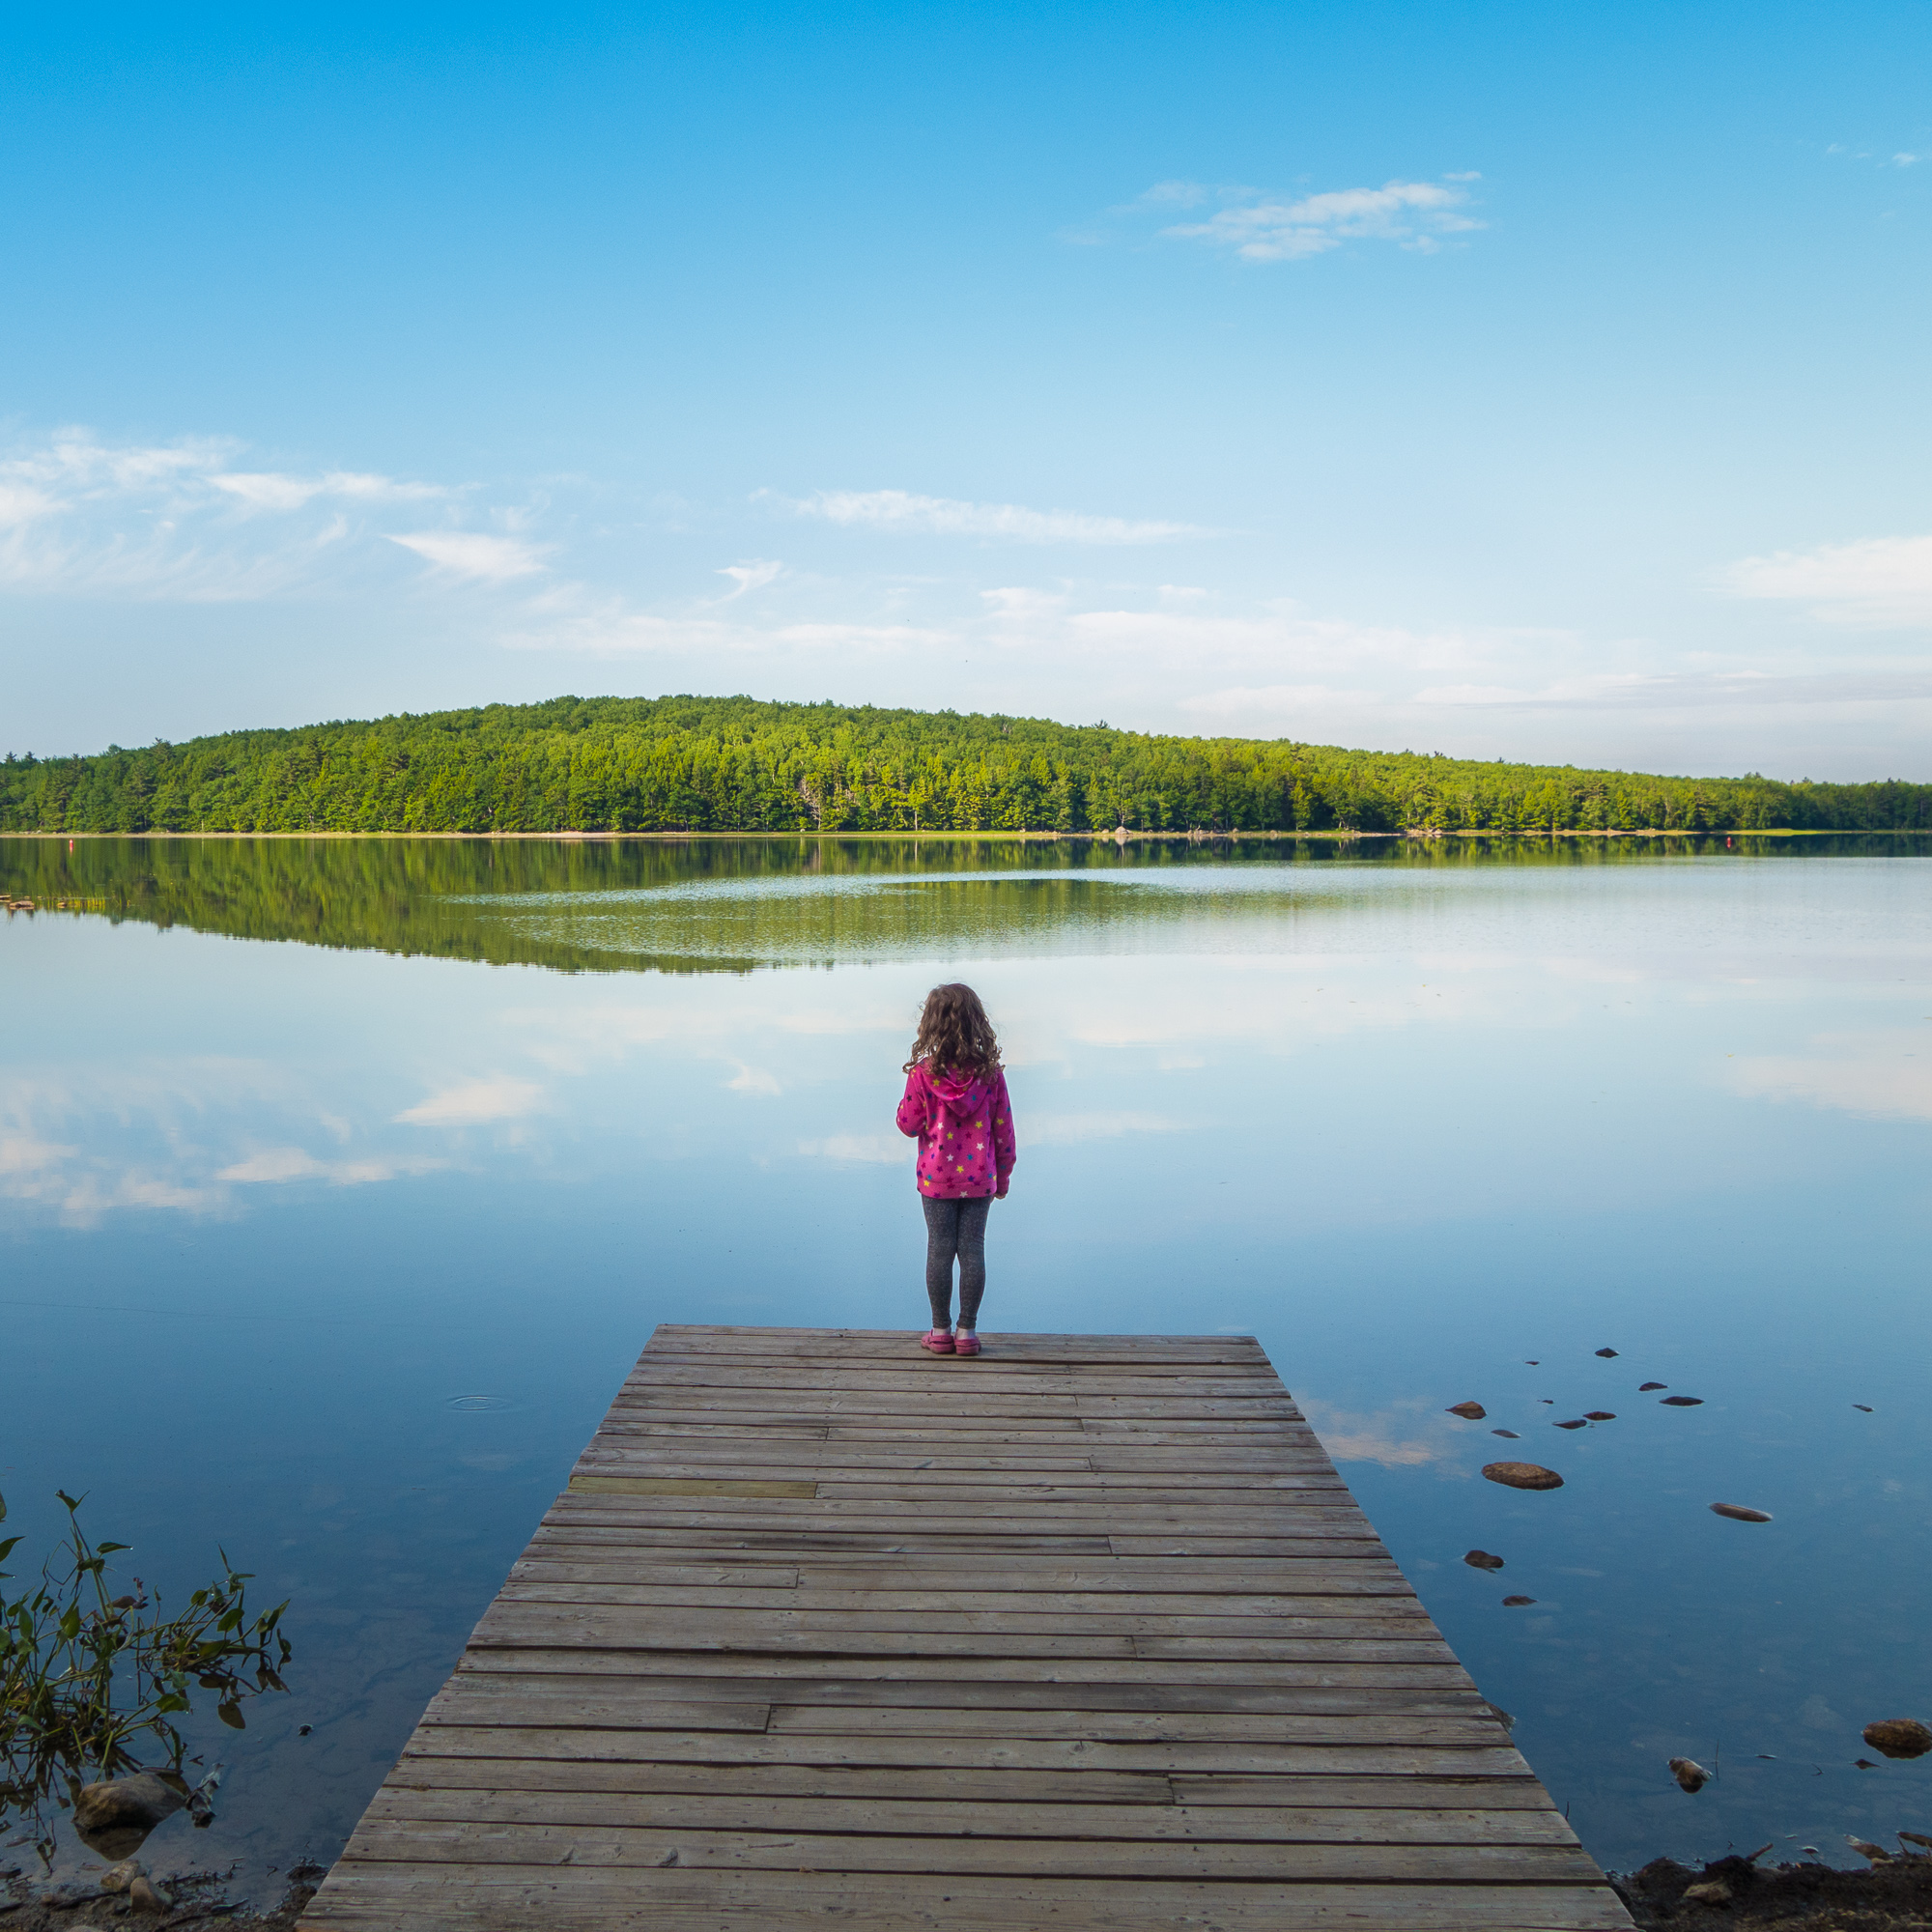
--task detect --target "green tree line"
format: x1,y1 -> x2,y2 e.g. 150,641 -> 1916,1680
4,694 -> 1927,835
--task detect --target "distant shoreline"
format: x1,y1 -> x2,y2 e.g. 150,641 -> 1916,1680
0,827 -> 1892,844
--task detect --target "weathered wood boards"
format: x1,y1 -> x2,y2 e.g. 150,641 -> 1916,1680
299,1325 -> 1631,1930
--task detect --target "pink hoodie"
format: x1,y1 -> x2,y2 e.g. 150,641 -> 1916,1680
896,1062 -> 1016,1200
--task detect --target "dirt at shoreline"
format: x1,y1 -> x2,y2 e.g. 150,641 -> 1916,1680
1615,1854 -> 1932,1927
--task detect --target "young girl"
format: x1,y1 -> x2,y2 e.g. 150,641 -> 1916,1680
895,982 -> 1016,1356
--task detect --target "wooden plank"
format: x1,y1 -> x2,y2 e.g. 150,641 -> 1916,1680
567,1475 -> 818,1499
300,1325 -> 1630,1931
302,1864 -> 1633,1932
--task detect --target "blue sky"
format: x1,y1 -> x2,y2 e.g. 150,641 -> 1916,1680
3,2 -> 1929,778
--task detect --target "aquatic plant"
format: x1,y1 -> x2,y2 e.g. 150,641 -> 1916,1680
0,1489 -> 292,1856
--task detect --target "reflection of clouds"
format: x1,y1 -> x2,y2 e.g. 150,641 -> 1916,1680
1028,1111 -> 1188,1146
1299,1399 -> 1453,1468
217,1147 -> 446,1186
396,1075 -> 544,1124
1729,1033 -> 1932,1122
798,1133 -> 909,1164
725,1062 -> 782,1094
0,1060 -> 451,1226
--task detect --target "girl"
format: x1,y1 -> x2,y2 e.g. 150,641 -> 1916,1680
895,982 -> 1016,1356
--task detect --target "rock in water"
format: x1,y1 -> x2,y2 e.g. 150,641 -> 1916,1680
1862,1718 -> 1932,1760
1710,1502 -> 1773,1522
1445,1401 -> 1487,1419
1661,1395 -> 1705,1406
1854,1403 -> 1873,1412
1483,1461 -> 1564,1491
1553,1418 -> 1588,1430
1669,1756 -> 1711,1793
1501,1594 -> 1536,1606
71,1774 -> 186,1858
1463,1549 -> 1505,1570
1640,1380 -> 1666,1391
1847,1836 -> 1893,1863
1492,1429 -> 1520,1438
128,1875 -> 169,1914
100,1861 -> 144,1894
1595,1348 -> 1619,1357
1584,1410 -> 1616,1421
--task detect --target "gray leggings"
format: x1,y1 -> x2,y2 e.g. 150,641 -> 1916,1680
923,1194 -> 992,1332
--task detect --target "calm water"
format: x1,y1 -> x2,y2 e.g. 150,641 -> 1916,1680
3,835 -> 1930,1896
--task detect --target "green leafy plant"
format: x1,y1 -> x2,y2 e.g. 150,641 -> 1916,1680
0,1490 -> 292,1851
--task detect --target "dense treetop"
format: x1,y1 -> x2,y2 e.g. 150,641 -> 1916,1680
3,694 -> 1926,835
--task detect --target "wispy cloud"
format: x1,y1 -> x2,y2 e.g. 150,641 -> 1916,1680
395,1075 -> 545,1124
783,488 -> 1210,545
386,531 -> 551,582
1144,176 -> 1482,262
0,428 -> 450,600
716,558 -> 783,600
1725,534 -> 1932,626
211,470 -> 442,513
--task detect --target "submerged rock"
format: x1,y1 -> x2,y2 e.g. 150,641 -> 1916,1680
1669,1756 -> 1711,1793
1463,1549 -> 1505,1570
1445,1401 -> 1487,1419
72,1773 -> 186,1858
1661,1395 -> 1705,1406
1710,1502 -> 1774,1522
1501,1594 -> 1536,1606
1483,1461 -> 1564,1491
1863,1718 -> 1932,1760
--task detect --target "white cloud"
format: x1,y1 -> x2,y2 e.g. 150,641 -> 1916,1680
395,1075 -> 545,1124
724,1062 -> 782,1094
716,558 -> 782,600
785,488 -> 1209,545
1154,178 -> 1482,262
211,470 -> 442,512
1725,534 -> 1932,626
0,428 -> 451,601
386,531 -> 551,582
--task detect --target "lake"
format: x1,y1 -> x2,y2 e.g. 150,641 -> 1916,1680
3,833 -> 1929,1896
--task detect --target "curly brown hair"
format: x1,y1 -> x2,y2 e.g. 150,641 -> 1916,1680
903,982 -> 1003,1078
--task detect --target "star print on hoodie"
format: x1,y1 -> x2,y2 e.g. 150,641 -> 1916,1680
895,1061 -> 1016,1199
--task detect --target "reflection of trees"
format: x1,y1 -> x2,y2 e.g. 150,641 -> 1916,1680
0,834 -> 1912,978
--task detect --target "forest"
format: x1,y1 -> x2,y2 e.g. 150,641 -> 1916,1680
3,694 -> 1927,835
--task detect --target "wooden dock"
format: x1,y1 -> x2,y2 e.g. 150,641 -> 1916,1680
300,1325 -> 1633,1929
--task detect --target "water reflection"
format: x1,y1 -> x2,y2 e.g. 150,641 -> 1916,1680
1,836 -> 1929,1894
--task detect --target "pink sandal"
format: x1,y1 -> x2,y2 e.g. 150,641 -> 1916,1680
952,1331 -> 981,1357
920,1328 -> 955,1353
